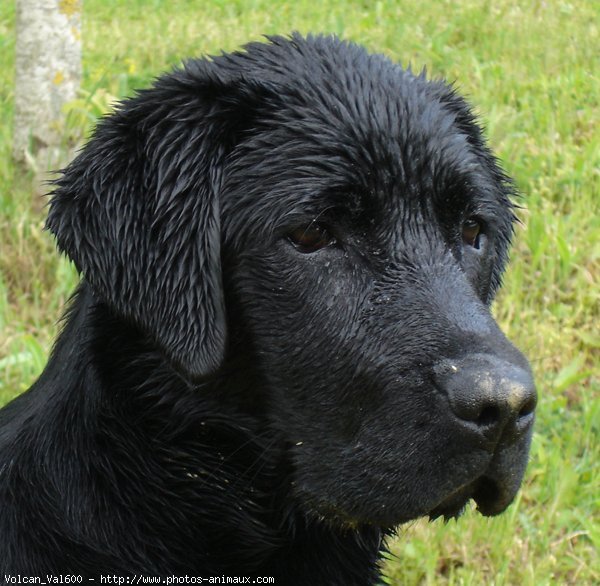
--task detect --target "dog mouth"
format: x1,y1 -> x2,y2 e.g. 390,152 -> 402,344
428,475 -> 509,521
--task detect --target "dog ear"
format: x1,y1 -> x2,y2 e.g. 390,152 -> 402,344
46,64 -> 266,378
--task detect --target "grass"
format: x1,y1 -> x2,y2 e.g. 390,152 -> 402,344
0,0 -> 598,583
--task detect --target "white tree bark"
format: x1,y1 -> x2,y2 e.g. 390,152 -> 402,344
13,0 -> 82,165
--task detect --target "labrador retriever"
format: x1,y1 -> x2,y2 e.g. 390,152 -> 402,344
0,34 -> 536,583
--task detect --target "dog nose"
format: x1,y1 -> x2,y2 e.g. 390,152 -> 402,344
434,355 -> 537,441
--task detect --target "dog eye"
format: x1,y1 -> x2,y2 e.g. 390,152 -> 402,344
462,218 -> 482,249
287,223 -> 336,253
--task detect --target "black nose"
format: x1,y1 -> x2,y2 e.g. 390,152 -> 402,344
434,354 -> 537,441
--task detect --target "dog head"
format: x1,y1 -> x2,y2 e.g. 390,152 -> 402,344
47,34 -> 536,527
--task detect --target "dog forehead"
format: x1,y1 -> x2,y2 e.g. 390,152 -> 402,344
231,35 -> 459,137
218,35 -> 488,245
212,35 -> 461,138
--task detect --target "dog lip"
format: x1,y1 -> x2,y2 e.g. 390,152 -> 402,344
427,472 -> 515,521
427,483 -> 475,521
472,475 -> 514,516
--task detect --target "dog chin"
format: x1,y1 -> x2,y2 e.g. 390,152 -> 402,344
428,475 -> 516,522
305,471 -> 516,529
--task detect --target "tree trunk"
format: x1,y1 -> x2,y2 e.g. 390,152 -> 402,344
13,0 -> 82,167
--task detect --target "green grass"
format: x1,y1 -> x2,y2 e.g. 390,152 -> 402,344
1,0 -> 598,583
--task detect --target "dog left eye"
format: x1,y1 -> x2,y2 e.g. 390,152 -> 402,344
287,223 -> 336,253
462,218 -> 482,249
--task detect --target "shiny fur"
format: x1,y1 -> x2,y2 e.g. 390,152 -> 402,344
0,35 -> 534,582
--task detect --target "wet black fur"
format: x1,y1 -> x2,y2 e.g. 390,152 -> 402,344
0,35 -> 534,582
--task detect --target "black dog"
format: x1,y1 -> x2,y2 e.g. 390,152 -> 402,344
0,34 -> 536,582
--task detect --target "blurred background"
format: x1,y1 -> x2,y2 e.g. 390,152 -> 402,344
0,1 -> 597,583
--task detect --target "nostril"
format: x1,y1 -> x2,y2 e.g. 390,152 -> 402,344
518,394 -> 537,419
476,404 -> 500,427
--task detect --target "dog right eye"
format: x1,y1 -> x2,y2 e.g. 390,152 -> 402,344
287,223 -> 336,253
462,218 -> 482,248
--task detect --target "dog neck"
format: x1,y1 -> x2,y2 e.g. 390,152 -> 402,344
7,282 -> 383,580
